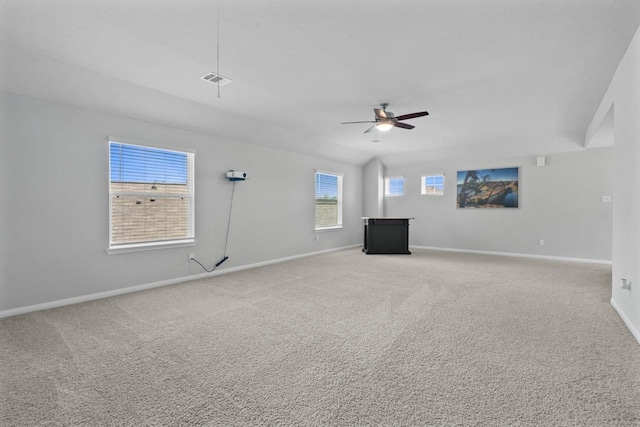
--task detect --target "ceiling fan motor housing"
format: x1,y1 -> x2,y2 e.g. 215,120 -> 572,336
341,104 -> 428,133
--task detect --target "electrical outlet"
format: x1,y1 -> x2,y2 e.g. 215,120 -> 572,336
188,253 -> 195,261
538,239 -> 544,246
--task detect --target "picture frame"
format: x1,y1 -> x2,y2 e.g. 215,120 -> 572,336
457,167 -> 519,208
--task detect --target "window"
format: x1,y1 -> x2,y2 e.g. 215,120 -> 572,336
385,177 -> 405,197
422,174 -> 444,195
108,140 -> 195,252
315,171 -> 343,230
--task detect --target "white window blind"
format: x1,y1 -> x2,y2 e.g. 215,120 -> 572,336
109,141 -> 195,249
315,171 -> 343,230
385,177 -> 405,197
422,174 -> 444,195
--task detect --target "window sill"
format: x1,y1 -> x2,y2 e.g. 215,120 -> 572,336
106,239 -> 196,255
315,226 -> 343,232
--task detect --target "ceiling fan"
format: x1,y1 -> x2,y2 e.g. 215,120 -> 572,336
341,103 -> 429,133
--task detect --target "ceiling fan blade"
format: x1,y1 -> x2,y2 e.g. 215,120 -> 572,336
374,108 -> 387,120
341,120 -> 375,124
393,122 -> 415,130
394,111 -> 429,121
364,125 -> 377,133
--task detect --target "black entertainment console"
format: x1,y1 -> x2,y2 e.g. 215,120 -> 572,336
362,217 -> 412,255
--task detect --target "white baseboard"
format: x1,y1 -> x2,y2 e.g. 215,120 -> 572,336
610,298 -> 640,346
410,245 -> 612,265
0,244 -> 361,319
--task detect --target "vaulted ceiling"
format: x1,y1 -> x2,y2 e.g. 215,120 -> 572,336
1,0 -> 639,166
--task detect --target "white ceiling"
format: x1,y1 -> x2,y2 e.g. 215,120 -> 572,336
1,0 -> 639,166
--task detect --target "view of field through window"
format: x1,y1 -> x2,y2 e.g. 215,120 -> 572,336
109,142 -> 193,246
315,172 -> 341,229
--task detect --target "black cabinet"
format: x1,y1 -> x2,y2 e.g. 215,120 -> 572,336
362,217 -> 412,255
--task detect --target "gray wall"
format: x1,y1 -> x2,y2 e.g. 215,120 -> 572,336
0,94 -> 8,308
383,149 -> 613,261
362,157 -> 384,217
0,92 -> 363,312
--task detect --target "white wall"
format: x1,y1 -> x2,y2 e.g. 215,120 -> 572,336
383,149 -> 613,262
590,25 -> 640,342
363,157 -> 384,217
0,94 -> 9,307
0,92 -> 363,313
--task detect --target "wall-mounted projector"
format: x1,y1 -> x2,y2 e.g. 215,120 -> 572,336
226,170 -> 247,181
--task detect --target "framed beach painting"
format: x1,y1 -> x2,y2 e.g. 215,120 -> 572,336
457,167 -> 519,208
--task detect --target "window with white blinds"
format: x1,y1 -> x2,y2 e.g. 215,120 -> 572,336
384,176 -> 405,197
315,171 -> 343,230
109,141 -> 195,251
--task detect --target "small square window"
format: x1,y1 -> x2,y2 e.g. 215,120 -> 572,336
385,177 -> 405,197
422,175 -> 444,195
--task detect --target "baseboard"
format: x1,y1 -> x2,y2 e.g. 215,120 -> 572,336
0,244 -> 361,319
410,245 -> 612,265
610,298 -> 640,346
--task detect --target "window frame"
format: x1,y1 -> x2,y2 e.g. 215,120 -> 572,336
315,170 -> 343,231
384,176 -> 405,197
107,138 -> 196,254
421,174 -> 445,196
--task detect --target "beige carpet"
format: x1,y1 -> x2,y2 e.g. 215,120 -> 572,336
1,248 -> 639,426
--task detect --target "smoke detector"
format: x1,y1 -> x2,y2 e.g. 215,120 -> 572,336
201,72 -> 232,86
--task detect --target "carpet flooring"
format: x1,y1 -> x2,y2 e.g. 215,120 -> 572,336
1,248 -> 639,426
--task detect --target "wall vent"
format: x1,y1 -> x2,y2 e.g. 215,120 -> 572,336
201,72 -> 232,86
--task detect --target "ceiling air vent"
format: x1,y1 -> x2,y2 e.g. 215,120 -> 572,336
201,72 -> 232,86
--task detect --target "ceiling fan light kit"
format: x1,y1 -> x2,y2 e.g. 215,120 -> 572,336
341,103 -> 429,134
375,122 -> 394,132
